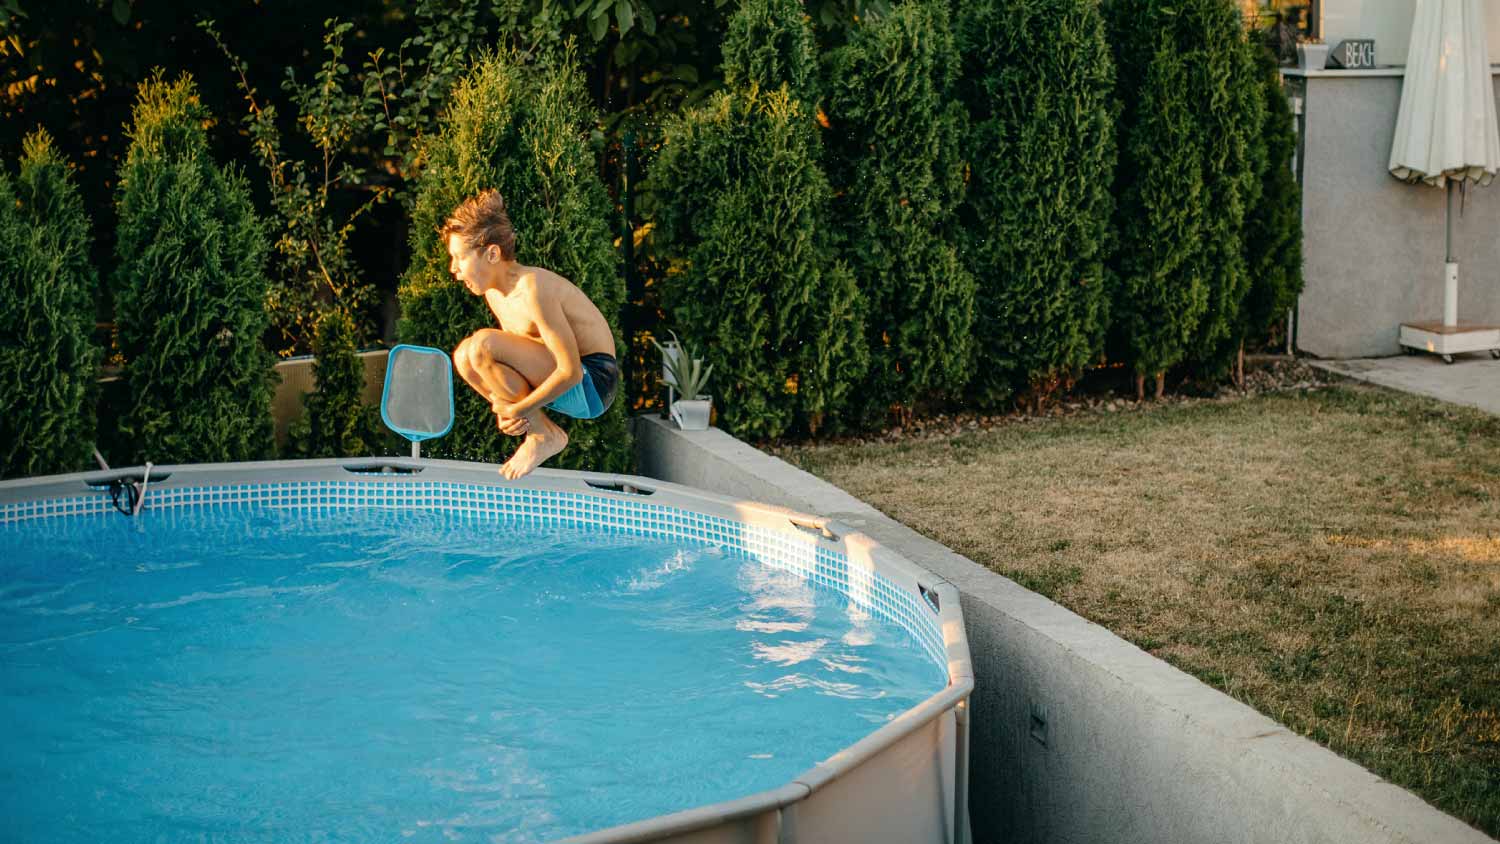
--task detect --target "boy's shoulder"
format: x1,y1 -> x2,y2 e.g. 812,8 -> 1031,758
517,265 -> 578,300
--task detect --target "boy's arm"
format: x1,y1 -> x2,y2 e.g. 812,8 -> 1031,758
503,284 -> 583,418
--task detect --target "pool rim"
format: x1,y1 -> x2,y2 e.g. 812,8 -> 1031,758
0,457 -> 975,844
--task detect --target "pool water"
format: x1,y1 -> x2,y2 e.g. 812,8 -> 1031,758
0,506 -> 947,843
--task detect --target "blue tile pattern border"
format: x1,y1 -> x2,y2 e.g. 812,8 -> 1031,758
0,481 -> 947,668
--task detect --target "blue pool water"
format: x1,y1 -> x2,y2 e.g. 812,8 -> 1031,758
0,505 -> 946,843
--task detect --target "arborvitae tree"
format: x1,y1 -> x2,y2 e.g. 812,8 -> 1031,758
956,0 -> 1116,409
0,130 -> 98,478
649,0 -> 866,440
288,309 -> 383,458
112,72 -> 276,463
824,0 -> 974,427
1107,0 -> 1257,398
721,0 -> 821,106
399,49 -> 631,472
1238,42 -> 1303,373
1184,0 -> 1264,380
1109,31 -> 1204,398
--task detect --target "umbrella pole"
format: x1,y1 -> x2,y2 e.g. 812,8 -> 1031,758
1444,179 -> 1458,327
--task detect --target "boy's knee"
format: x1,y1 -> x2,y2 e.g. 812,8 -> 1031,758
454,335 -> 487,376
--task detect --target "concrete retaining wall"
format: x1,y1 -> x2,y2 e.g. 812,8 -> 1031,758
632,415 -> 1494,844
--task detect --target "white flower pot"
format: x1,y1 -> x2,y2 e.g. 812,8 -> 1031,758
1298,43 -> 1330,71
670,397 -> 712,431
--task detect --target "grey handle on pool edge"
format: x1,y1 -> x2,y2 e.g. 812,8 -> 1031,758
788,515 -> 841,541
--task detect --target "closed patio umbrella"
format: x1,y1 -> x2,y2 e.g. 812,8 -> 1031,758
1389,0 -> 1500,362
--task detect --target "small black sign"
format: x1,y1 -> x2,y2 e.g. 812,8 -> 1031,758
1328,39 -> 1377,69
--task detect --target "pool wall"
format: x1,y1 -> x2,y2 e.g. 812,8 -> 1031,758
633,415 -> 1496,844
0,458 -> 975,844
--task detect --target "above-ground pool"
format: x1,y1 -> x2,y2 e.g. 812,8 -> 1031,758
0,459 -> 973,844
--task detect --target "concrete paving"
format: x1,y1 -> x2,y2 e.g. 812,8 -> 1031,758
1313,351 -> 1500,416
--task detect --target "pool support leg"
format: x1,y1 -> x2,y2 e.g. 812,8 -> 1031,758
955,697 -> 971,844
131,462 -> 153,517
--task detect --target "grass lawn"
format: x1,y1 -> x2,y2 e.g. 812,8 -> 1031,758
777,379 -> 1500,837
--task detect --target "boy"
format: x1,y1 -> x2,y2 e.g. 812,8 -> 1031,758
444,190 -> 619,480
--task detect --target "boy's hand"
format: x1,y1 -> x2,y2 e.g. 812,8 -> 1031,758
490,394 -> 530,436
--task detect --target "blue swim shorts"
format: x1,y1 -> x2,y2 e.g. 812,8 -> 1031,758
545,353 -> 619,420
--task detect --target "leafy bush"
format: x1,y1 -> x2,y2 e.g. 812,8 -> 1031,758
288,309 -> 384,458
824,0 -> 974,426
203,20 -> 388,356
1106,0 -> 1259,395
111,72 -> 276,464
0,130 -> 98,478
956,0 -> 1115,408
399,49 -> 631,472
1240,43 -> 1303,355
650,2 -> 867,440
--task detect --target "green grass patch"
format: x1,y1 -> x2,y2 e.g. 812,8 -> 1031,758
779,384 -> 1500,837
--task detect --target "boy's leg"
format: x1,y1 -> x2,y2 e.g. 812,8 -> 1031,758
452,329 -> 570,479
454,336 -> 531,429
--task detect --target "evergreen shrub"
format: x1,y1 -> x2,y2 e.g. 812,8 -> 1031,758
1240,43 -> 1303,354
112,73 -> 277,463
399,49 -> 631,472
1106,0 -> 1260,394
650,0 -> 866,440
1184,0 -> 1264,378
288,309 -> 384,458
0,130 -> 98,478
956,0 -> 1115,408
825,0 -> 975,425
721,0 -> 821,106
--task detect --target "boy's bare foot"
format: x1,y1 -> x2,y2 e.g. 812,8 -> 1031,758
500,414 -> 568,479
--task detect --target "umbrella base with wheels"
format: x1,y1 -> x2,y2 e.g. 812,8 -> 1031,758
1398,321 -> 1500,363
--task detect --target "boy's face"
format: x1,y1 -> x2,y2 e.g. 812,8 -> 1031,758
447,234 -> 491,295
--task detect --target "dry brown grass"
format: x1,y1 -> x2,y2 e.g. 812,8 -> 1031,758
779,383 -> 1500,836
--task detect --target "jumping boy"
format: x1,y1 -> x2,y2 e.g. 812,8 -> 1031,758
444,190 -> 619,480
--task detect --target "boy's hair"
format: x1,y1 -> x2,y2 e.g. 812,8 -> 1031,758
442,189 -> 517,260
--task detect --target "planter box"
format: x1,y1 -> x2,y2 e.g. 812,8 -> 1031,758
1298,43 -> 1330,70
669,397 -> 713,431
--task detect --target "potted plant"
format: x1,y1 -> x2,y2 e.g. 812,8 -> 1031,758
651,331 -> 714,430
1297,37 -> 1329,71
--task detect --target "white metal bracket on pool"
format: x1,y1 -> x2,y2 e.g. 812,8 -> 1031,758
0,458 -> 976,844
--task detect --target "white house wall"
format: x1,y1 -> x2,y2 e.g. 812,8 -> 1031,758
1293,69 -> 1500,359
1319,0 -> 1500,66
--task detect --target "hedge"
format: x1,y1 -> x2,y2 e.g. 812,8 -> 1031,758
111,72 -> 276,463
826,0 -> 975,425
957,0 -> 1116,408
1240,42 -> 1304,357
650,0 -> 867,440
1184,0 -> 1264,378
0,130 -> 99,478
721,0 -> 821,107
